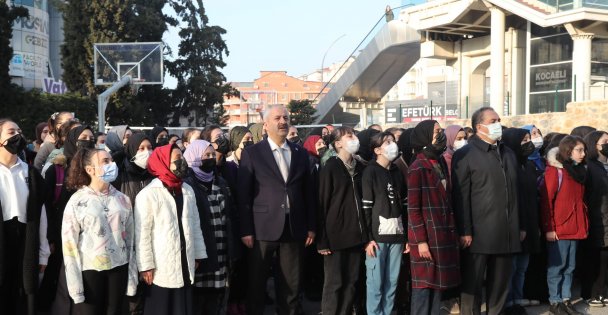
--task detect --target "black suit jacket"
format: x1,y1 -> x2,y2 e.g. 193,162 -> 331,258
237,138 -> 315,241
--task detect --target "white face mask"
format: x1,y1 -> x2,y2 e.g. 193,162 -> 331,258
382,142 -> 399,161
344,138 -> 360,155
532,137 -> 543,149
453,139 -> 467,151
479,122 -> 502,141
132,150 -> 152,169
96,144 -> 106,150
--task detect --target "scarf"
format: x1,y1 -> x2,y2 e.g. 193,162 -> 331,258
397,128 -> 414,164
229,126 -> 250,152
183,139 -> 214,183
64,125 -> 92,161
563,161 -> 587,184
444,125 -> 463,155
522,125 -> 545,171
303,135 -> 321,157
148,144 -> 182,192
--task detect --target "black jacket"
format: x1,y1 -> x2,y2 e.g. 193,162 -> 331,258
317,157 -> 367,251
112,158 -> 154,205
362,160 -> 407,244
237,139 -> 315,241
451,135 -> 521,254
184,171 -> 242,270
585,158 -> 608,248
0,164 -> 45,297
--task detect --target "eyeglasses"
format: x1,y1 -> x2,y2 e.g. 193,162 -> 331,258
572,148 -> 585,153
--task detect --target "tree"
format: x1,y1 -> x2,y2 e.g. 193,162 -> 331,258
288,99 -> 317,125
0,1 -> 27,90
58,0 -> 91,94
166,0 -> 233,126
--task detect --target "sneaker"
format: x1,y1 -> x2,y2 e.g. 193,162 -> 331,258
563,301 -> 584,315
514,299 -> 531,307
549,303 -> 569,315
587,298 -> 605,307
440,300 -> 460,314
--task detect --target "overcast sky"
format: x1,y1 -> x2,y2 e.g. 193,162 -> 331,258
163,0 -> 406,87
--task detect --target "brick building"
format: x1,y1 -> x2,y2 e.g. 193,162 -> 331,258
224,71 -> 329,127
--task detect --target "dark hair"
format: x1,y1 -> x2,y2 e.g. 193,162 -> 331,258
584,131 -> 608,160
330,126 -> 355,150
557,135 -> 586,164
471,107 -> 495,134
181,127 -> 199,143
201,125 -> 222,141
370,131 -> 395,154
570,126 -> 596,138
368,124 -> 382,131
0,118 -> 15,135
55,120 -> 81,149
168,134 -> 180,141
66,148 -> 103,191
35,122 -> 49,144
544,133 -> 567,157
463,127 -> 473,139
48,112 -> 73,137
96,132 -> 106,137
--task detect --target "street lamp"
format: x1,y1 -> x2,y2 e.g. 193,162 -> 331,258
321,34 -> 346,83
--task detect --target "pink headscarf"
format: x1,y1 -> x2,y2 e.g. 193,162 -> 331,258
443,125 -> 463,178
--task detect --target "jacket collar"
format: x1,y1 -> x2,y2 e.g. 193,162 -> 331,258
469,135 -> 501,152
546,147 -> 563,169
368,159 -> 397,171
148,178 -> 191,194
413,152 -> 436,170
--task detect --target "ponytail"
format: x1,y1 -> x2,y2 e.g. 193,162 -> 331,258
66,148 -> 99,191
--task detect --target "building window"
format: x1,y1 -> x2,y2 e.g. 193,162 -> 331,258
283,83 -> 288,87
263,82 -> 269,87
530,34 -> 573,65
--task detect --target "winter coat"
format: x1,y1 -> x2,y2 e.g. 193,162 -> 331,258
585,158 -> 608,247
113,159 -> 154,206
134,179 -> 207,288
451,135 -> 522,254
518,160 -> 542,254
317,156 -> 367,251
362,160 -> 407,244
183,172 -> 242,272
407,153 -> 460,290
540,148 -> 588,240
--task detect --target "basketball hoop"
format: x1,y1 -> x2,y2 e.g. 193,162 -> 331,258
130,79 -> 142,96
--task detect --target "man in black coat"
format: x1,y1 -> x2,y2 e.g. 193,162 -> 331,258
451,107 -> 522,315
238,105 -> 316,315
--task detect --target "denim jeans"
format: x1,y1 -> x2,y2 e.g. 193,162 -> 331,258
411,288 -> 441,315
547,240 -> 577,304
366,242 -> 404,315
508,253 -> 530,303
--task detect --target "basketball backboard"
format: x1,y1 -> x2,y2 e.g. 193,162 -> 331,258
94,42 -> 163,85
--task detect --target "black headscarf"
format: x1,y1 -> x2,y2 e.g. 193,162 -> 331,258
570,126 -> 596,138
410,120 -> 437,153
308,127 -> 325,137
64,125 -> 92,161
148,126 -> 168,147
229,126 -> 250,152
502,128 -> 530,165
356,128 -> 380,161
397,128 -> 414,164
126,133 -> 150,160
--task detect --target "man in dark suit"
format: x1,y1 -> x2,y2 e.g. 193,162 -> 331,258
238,105 -> 316,315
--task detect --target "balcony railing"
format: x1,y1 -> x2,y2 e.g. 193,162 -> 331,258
536,0 -> 608,12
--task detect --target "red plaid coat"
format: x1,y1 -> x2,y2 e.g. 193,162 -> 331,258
407,153 -> 460,289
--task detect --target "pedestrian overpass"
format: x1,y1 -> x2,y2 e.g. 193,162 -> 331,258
314,20 -> 421,124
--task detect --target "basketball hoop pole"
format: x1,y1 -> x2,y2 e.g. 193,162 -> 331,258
98,75 -> 132,132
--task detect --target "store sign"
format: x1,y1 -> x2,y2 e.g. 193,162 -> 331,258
9,51 -> 48,79
9,54 -> 24,77
530,63 -> 572,92
42,78 -> 67,94
385,100 -> 459,123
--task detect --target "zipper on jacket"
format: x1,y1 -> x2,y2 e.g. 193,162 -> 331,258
351,174 -> 363,236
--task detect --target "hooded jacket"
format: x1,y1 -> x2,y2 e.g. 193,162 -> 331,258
585,157 -> 608,247
362,160 -> 407,244
540,147 -> 588,240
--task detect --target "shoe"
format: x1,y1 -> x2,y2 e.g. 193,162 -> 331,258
528,299 -> 540,306
514,299 -> 531,307
587,298 -> 605,307
549,303 -> 569,315
563,301 -> 584,315
440,300 -> 460,314
506,304 -> 528,315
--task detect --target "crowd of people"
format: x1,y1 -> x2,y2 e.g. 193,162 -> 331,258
0,105 -> 606,315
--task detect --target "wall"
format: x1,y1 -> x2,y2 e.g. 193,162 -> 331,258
390,100 -> 608,133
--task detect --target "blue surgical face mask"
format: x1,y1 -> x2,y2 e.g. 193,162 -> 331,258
479,122 -> 503,141
99,162 -> 118,183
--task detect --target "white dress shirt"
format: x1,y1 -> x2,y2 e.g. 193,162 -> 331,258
267,137 -> 292,213
0,158 -> 29,223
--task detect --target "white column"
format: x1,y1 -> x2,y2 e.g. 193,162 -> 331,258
490,6 -> 505,114
571,33 -> 594,102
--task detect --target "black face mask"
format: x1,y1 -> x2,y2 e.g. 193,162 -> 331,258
521,141 -> 535,158
214,137 -> 230,155
200,158 -> 216,173
317,147 -> 327,157
76,139 -> 95,150
288,136 -> 301,144
156,137 -> 169,147
171,159 -> 189,179
431,131 -> 447,153
600,143 -> 608,157
1,134 -> 27,155
322,135 -> 331,146
242,140 -> 254,148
